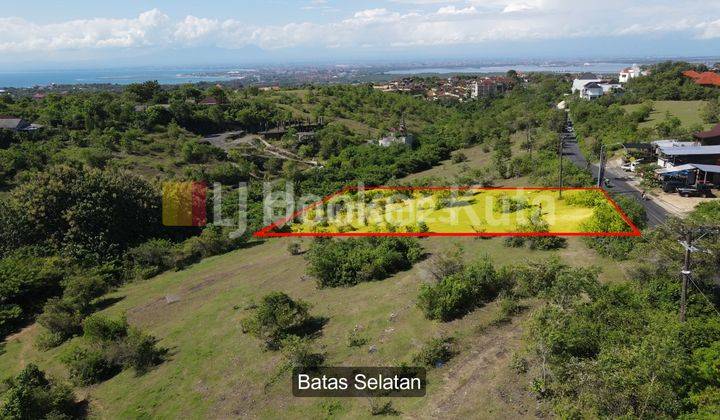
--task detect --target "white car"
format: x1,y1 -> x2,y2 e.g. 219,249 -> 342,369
621,159 -> 643,172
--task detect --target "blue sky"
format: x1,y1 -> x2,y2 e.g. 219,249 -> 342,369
2,1 -> 720,69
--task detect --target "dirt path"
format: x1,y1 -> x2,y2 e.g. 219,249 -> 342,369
415,313 -> 540,419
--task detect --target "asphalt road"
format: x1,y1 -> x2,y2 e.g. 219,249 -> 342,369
561,126 -> 669,227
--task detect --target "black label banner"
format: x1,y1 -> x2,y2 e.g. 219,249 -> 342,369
292,366 -> 427,397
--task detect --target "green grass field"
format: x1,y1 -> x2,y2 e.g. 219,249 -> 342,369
289,188 -> 620,234
0,235 -> 628,418
623,100 -> 714,130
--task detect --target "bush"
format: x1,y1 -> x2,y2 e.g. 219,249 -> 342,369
527,236 -> 567,250
503,257 -> 567,298
240,292 -> 312,349
280,336 -> 325,370
0,249 -> 65,338
494,196 -> 529,214
36,298 -> 85,345
62,315 -> 165,384
125,238 -> 176,278
0,364 -> 76,419
63,345 -> 119,386
173,226 -> 243,270
412,337 -> 455,368
451,152 -> 468,163
110,327 -> 166,374
425,245 -> 465,281
492,294 -> 523,324
287,241 -> 302,256
83,314 -> 130,342
306,238 -> 423,288
347,329 -> 369,348
418,257 -> 510,321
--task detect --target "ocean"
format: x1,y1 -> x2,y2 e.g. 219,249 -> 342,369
0,67 -> 255,88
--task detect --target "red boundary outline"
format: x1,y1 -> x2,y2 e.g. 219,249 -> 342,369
253,186 -> 642,238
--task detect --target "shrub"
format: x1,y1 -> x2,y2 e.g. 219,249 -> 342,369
347,329 -> 368,348
418,257 -> 508,321
582,194 -> 646,260
241,292 -> 312,348
280,336 -> 325,370
0,364 -> 76,419
504,257 -> 567,298
63,345 -> 119,386
110,327 -> 166,374
36,298 -> 85,345
492,294 -> 523,324
83,314 -> 130,342
287,241 -> 302,256
527,236 -> 567,250
425,245 -> 465,281
494,196 -> 529,214
451,152 -> 468,163
62,315 -> 165,384
306,238 -> 423,288
412,337 -> 455,368
0,250 -> 65,338
208,162 -> 247,184
125,238 -> 176,278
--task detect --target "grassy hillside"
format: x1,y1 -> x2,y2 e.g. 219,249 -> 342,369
623,100 -> 713,130
0,236 -> 624,418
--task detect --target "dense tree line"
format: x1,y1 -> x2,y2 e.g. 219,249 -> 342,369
521,203 -> 720,417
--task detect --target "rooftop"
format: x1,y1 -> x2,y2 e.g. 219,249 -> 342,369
659,145 -> 720,156
693,123 -> 720,139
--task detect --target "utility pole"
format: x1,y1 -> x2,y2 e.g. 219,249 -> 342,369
597,144 -> 606,188
679,231 -> 693,323
558,134 -> 564,198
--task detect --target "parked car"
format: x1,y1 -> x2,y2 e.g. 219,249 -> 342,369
621,159 -> 643,172
677,184 -> 714,197
662,178 -> 686,193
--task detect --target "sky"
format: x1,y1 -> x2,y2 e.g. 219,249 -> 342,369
2,0 -> 720,69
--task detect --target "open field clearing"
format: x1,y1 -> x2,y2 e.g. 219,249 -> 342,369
280,188 -> 634,235
622,100 -> 714,130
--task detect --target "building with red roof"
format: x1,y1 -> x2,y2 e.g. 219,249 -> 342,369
695,72 -> 720,87
682,70 -> 720,87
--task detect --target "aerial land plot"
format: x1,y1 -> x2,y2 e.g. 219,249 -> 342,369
256,187 -> 641,237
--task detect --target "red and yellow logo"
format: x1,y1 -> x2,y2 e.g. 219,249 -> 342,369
162,182 -> 207,227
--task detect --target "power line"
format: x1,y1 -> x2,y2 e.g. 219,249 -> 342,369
677,226 -> 720,322
688,276 -> 720,319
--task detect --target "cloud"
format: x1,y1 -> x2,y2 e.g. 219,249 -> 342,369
437,6 -> 478,15
0,9 -> 171,52
697,19 -> 720,39
502,3 -> 537,14
0,3 -> 719,55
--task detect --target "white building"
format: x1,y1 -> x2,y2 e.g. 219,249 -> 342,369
619,64 -> 642,83
580,82 -> 604,100
571,73 -> 602,94
378,120 -> 414,147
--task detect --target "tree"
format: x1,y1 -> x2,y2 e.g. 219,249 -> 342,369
0,165 -> 162,261
700,98 -> 720,124
125,80 -> 164,103
240,292 -> 312,348
0,364 -> 76,419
